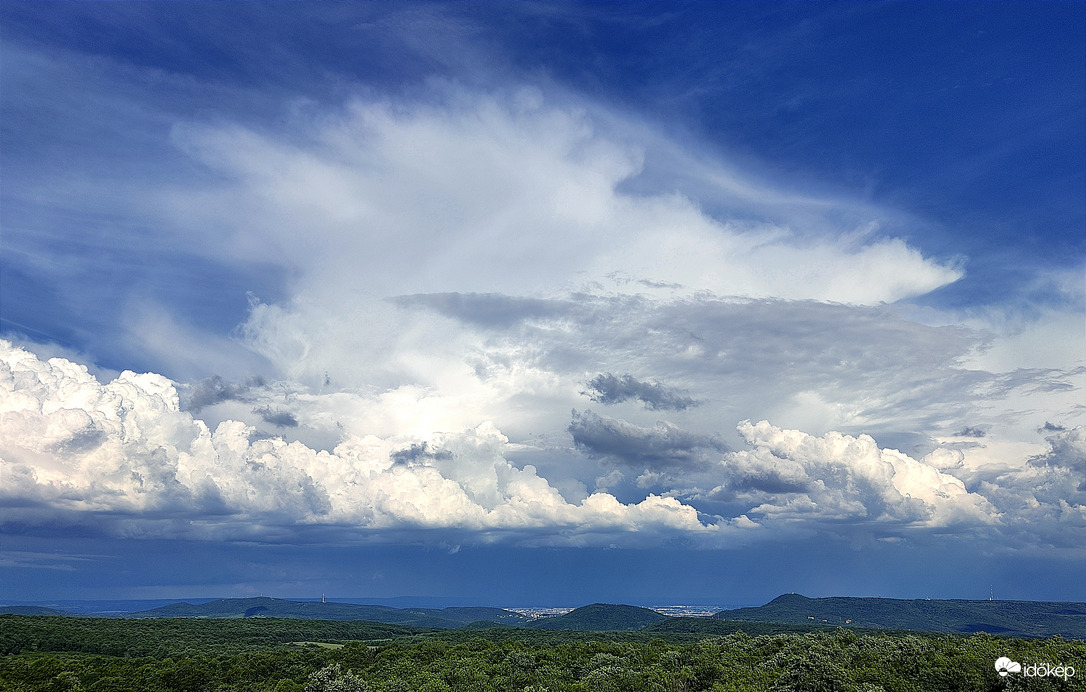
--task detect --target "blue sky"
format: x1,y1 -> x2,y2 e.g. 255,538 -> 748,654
1,2 -> 1084,606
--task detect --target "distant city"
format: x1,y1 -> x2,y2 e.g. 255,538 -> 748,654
510,605 -> 725,619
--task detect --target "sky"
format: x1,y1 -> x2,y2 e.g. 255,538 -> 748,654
1,2 -> 1084,607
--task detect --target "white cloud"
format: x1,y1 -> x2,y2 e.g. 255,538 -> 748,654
4,72 -> 1080,555
0,341 -> 715,544
152,88 -> 962,390
374,294 -> 1018,453
157,286 -> 1080,519
4,340 -> 1083,552
11,76 -> 1036,468
180,88 -> 958,305
968,425 -> 1086,547
714,420 -> 999,528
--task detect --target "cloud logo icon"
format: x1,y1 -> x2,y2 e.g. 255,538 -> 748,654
995,657 -> 1021,676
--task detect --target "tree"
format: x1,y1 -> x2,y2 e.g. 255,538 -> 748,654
305,663 -> 368,692
770,652 -> 857,692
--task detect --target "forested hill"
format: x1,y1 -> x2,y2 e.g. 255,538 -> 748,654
4,615 -> 1085,692
5,594 -> 1084,638
527,604 -> 667,631
0,606 -> 70,617
126,598 -> 529,628
713,593 -> 1086,639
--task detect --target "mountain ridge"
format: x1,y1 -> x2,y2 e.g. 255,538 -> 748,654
125,597 -> 529,629
3,594 -> 1082,638
713,593 -> 1086,638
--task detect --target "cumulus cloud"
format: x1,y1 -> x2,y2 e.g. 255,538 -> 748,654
233,287 -> 1080,496
0,341 -> 715,544
1029,426 -> 1086,475
963,425 -> 1086,547
711,421 -> 999,529
4,341 -> 1084,551
583,372 -> 697,411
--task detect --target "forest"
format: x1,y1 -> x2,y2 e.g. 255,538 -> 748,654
2,614 -> 1084,692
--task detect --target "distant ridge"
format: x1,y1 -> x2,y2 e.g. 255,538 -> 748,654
526,603 -> 667,631
5,594 -> 1083,638
712,593 -> 1086,639
128,597 -> 528,629
0,606 -> 71,617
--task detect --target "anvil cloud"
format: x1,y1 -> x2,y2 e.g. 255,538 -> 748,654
1,2 -> 1082,603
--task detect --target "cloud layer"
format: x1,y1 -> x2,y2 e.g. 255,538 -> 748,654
0,341 -> 712,544
0,46 -> 1081,563
3,341 -> 1082,554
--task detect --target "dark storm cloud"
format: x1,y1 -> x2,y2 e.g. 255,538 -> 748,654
1028,426 -> 1086,474
253,406 -> 298,429
637,279 -> 683,289
53,426 -> 107,455
388,291 -> 1078,466
723,473 -> 810,496
569,409 -> 726,467
952,427 -> 986,438
955,426 -> 1086,548
459,293 -> 1002,440
584,373 -> 698,411
391,293 -> 570,328
390,442 -> 453,466
185,375 -> 264,412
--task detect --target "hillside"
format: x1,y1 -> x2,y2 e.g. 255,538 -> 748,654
6,613 -> 1085,692
713,593 -> 1086,639
644,616 -> 829,637
9,594 -> 1084,639
0,614 -> 430,656
0,606 -> 71,617
131,597 -> 528,628
527,603 -> 667,631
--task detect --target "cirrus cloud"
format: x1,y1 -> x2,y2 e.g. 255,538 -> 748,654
165,88 -> 962,307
